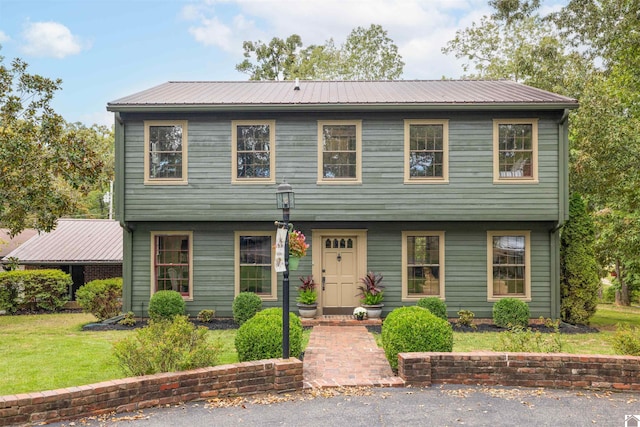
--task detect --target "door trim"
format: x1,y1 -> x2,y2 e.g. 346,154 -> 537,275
311,229 -> 368,315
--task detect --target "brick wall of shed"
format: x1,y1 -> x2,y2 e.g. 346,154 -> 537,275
84,264 -> 122,283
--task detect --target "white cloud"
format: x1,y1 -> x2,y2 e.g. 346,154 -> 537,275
182,0 -> 494,79
0,30 -> 10,43
21,21 -> 87,58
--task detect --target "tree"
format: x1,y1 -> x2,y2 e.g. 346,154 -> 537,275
560,194 -> 600,324
236,24 -> 404,81
0,54 -> 105,236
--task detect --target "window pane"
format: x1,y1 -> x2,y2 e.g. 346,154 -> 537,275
407,234 -> 440,296
322,125 -> 357,179
236,125 -> 271,179
492,235 -> 525,296
239,235 -> 272,295
149,125 -> 183,179
155,235 -> 189,295
409,124 -> 443,178
498,124 -> 533,178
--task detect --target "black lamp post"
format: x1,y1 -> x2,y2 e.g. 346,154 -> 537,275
276,180 -> 294,359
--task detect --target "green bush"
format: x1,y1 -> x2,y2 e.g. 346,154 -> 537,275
119,311 -> 137,326
76,278 -> 123,321
416,297 -> 448,320
381,306 -> 453,370
232,292 -> 262,325
492,298 -> 530,328
456,309 -> 477,330
492,325 -> 564,353
113,315 -> 221,376
612,324 -> 640,356
235,308 -> 302,361
197,309 -> 216,323
0,270 -> 70,313
148,290 -> 185,321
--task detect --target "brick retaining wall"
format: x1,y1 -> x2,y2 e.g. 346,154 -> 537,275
398,352 -> 640,391
0,358 -> 302,426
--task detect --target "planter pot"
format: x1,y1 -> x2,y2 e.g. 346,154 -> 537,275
288,256 -> 300,271
296,302 -> 318,318
362,304 -> 384,319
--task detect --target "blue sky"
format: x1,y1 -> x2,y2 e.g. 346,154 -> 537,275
0,0 -> 563,127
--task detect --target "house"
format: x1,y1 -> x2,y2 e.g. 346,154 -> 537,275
4,219 -> 123,300
106,80 -> 577,318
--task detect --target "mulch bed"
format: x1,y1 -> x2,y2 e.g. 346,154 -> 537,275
366,321 -> 599,335
82,318 -> 239,331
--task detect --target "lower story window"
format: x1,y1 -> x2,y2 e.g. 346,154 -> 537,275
487,231 -> 531,301
235,231 -> 277,300
151,232 -> 192,298
402,231 -> 445,300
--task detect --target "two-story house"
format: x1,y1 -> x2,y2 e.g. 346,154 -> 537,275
107,80 -> 577,319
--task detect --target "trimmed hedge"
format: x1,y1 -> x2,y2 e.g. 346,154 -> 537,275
416,297 -> 448,320
76,278 -> 123,321
381,306 -> 453,370
0,270 -> 70,313
492,298 -> 530,328
235,308 -> 303,361
232,292 -> 262,325
148,290 -> 186,321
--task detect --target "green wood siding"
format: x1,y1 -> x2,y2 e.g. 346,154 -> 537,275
124,221 -> 556,319
119,111 -> 564,223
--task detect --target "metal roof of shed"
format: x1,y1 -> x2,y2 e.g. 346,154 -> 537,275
5,219 -> 122,264
107,80 -> 577,112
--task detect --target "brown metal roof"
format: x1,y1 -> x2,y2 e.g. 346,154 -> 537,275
5,219 -> 122,264
107,80 -> 577,112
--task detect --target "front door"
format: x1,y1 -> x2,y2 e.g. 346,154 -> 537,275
322,236 -> 360,315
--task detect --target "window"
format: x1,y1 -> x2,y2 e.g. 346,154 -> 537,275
317,120 -> 362,184
235,231 -> 277,300
493,119 -> 538,183
151,232 -> 193,299
404,120 -> 449,183
144,121 -> 188,184
402,231 -> 445,300
487,231 -> 531,301
232,121 -> 275,183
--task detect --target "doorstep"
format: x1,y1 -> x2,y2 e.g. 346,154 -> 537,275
300,315 -> 382,327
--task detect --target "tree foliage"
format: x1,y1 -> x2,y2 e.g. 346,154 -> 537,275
236,24 -> 404,81
560,194 -> 600,324
0,54 -> 107,236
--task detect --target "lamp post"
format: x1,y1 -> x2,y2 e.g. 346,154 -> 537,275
276,180 -> 294,359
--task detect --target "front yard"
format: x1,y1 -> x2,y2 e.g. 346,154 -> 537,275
0,304 -> 637,396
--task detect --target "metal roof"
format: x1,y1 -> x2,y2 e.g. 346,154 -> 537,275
5,219 -> 122,264
0,229 -> 37,259
107,80 -> 578,112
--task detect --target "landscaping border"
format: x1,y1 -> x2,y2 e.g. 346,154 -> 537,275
398,352 -> 640,391
0,358 -> 302,427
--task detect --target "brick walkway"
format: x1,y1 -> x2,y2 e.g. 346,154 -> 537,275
302,324 -> 405,389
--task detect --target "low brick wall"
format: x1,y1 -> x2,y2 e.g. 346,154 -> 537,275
0,358 -> 302,426
398,352 -> 640,391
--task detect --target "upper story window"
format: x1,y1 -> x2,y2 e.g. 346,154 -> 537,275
151,231 -> 193,299
404,120 -> 449,183
493,119 -> 538,183
144,121 -> 188,185
232,121 -> 276,184
402,231 -> 445,301
317,120 -> 362,184
487,231 -> 531,301
234,231 -> 277,300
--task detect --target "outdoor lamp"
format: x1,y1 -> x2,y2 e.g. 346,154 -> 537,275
276,180 -> 295,210
276,179 -> 294,359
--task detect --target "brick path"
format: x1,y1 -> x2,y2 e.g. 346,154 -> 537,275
302,324 -> 405,389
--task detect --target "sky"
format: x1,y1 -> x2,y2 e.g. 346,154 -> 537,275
0,0 -> 564,128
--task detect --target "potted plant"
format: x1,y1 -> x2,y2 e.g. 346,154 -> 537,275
288,229 -> 309,271
357,271 -> 385,319
353,307 -> 367,320
296,275 -> 318,318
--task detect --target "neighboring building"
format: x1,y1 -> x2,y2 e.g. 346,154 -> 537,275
4,219 -> 123,300
107,80 -> 577,318
0,229 -> 37,265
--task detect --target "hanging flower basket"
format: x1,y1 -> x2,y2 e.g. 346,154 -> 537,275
288,256 -> 300,271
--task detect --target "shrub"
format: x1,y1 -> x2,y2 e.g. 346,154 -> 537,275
456,309 -> 477,330
76,278 -> 123,321
232,292 -> 262,325
113,315 -> 221,376
612,324 -> 640,356
492,298 -> 530,328
235,308 -> 303,361
416,297 -> 447,320
148,290 -> 185,321
0,270 -> 70,313
492,324 -> 563,353
197,309 -> 216,323
381,306 -> 453,370
119,311 -> 137,326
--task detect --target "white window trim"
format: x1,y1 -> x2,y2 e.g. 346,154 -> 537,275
486,230 -> 531,302
231,120 -> 276,184
144,120 -> 188,185
150,231 -> 194,301
493,119 -> 539,184
317,120 -> 362,184
403,119 -> 449,184
401,231 -> 446,301
234,231 -> 278,301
